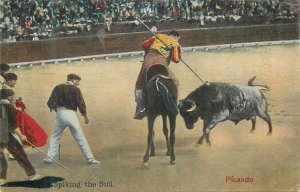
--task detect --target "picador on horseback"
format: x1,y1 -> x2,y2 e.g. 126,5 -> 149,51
134,30 -> 181,120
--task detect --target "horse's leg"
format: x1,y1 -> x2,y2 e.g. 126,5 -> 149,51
168,114 -> 176,165
143,115 -> 155,166
150,129 -> 156,157
162,114 -> 171,156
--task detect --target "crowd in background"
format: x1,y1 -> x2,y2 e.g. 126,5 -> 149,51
0,0 -> 298,43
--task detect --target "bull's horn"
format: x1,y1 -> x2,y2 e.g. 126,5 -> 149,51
186,100 -> 196,112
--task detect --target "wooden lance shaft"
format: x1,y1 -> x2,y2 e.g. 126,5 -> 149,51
26,140 -> 73,174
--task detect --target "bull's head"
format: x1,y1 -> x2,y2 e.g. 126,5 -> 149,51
178,99 -> 198,129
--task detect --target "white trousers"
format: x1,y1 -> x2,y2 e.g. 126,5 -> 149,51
46,107 -> 94,162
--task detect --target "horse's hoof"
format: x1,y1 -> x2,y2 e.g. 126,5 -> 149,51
169,160 -> 175,165
142,162 -> 148,167
149,152 -> 156,157
267,132 -> 272,136
250,130 -> 255,133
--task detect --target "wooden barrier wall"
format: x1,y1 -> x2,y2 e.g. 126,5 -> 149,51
0,23 -> 299,64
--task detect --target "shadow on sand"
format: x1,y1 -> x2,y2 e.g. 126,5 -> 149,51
1,176 -> 64,188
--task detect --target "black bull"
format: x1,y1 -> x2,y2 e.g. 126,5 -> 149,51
142,65 -> 178,166
178,77 -> 272,145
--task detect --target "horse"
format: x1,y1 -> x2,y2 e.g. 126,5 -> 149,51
142,64 -> 179,166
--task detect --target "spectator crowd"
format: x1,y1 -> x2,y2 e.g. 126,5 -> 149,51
0,0 -> 298,43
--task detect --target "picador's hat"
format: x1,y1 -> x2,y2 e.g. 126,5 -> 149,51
168,30 -> 180,38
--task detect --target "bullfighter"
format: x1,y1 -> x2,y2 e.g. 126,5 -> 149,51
0,89 -> 42,186
44,74 -> 100,165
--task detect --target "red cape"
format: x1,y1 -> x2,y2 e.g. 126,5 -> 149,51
16,110 -> 48,147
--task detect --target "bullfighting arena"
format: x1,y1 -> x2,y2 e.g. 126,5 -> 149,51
1,44 -> 300,192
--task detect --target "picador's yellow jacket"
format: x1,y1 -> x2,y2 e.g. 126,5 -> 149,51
143,34 -> 181,63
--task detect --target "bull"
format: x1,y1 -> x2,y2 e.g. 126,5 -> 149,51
178,76 -> 272,145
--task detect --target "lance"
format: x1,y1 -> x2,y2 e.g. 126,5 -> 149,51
136,17 -> 205,84
26,140 -> 73,174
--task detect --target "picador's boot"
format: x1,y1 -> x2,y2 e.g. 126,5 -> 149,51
134,89 -> 146,120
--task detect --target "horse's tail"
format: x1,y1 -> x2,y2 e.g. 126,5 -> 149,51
155,78 -> 178,116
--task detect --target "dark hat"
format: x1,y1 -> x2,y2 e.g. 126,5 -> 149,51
1,89 -> 15,99
4,73 -> 18,81
67,73 -> 81,81
0,63 -> 10,72
168,30 -> 180,38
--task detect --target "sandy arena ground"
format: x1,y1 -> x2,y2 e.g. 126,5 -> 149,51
1,44 -> 300,192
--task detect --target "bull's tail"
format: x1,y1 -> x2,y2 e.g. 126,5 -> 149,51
248,76 -> 257,86
248,76 -> 270,91
156,78 -> 178,116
